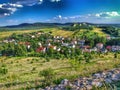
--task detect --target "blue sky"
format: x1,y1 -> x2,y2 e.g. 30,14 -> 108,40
0,0 -> 120,26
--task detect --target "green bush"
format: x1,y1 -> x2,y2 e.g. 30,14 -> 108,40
39,68 -> 55,87
53,77 -> 64,84
0,67 -> 8,75
32,67 -> 36,72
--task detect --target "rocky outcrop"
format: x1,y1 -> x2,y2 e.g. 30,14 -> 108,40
44,68 -> 120,90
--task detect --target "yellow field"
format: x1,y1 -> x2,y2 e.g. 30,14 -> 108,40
92,28 -> 107,36
0,27 -> 107,40
52,29 -> 74,37
0,29 -> 40,40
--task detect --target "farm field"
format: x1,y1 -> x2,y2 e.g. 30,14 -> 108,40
0,29 -> 41,40
0,27 -> 106,40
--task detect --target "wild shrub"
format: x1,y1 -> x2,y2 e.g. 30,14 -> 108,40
0,65 -> 8,75
32,67 -> 36,72
39,68 -> 55,87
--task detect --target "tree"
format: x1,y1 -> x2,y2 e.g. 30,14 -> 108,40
69,58 -> 79,70
39,68 -> 55,87
14,44 -> 27,56
90,39 -> 94,47
0,64 -> 8,75
77,56 -> 83,64
114,53 -> 118,59
84,53 -> 92,63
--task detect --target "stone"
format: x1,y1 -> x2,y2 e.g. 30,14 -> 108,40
91,80 -> 102,87
43,68 -> 120,90
61,79 -> 69,86
45,87 -> 51,90
93,73 -> 102,78
54,86 -> 61,90
75,80 -> 81,86
104,78 -> 112,83
112,74 -> 120,81
86,85 -> 93,90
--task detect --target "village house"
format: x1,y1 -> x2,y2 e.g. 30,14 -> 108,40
77,40 -> 85,46
106,35 -> 111,40
57,47 -> 61,52
96,43 -> 104,50
3,38 -> 15,43
3,40 -> 9,43
36,47 -> 46,53
90,47 -> 98,52
31,35 -> 35,38
100,48 -> 108,53
25,42 -> 31,49
106,46 -> 112,51
69,44 -> 76,48
47,43 -> 51,46
82,45 -> 91,53
112,45 -> 120,52
71,40 -> 77,45
19,41 -> 25,45
36,31 -> 44,35
38,42 -> 42,46
62,43 -> 69,47
49,45 -> 57,50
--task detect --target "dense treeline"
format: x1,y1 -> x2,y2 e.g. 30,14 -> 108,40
63,23 -> 94,31
102,26 -> 120,37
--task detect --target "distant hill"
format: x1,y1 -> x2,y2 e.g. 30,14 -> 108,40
2,22 -> 120,28
94,24 -> 120,28
2,23 -> 73,29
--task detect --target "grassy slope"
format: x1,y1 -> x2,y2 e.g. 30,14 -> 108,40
0,29 -> 40,40
0,27 -> 107,40
40,27 -> 107,37
0,28 -> 73,40
39,28 -> 74,37
72,28 -> 107,38
92,28 -> 107,36
0,53 -> 120,90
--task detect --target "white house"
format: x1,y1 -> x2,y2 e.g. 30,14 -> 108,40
112,45 -> 120,51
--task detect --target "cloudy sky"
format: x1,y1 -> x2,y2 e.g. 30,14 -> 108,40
0,0 -> 120,26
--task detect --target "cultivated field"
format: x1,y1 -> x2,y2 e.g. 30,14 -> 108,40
0,27 -> 106,40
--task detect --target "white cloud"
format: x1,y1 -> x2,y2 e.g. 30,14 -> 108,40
15,0 -> 60,6
0,0 -> 62,17
9,3 -> 23,8
0,4 -> 3,8
15,0 -> 39,6
58,15 -> 62,19
7,8 -> 17,12
107,11 -> 119,16
48,11 -> 120,23
95,14 -> 100,17
95,11 -> 120,18
38,0 -> 43,4
51,0 -> 61,2
4,13 -> 10,16
0,3 -> 23,17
